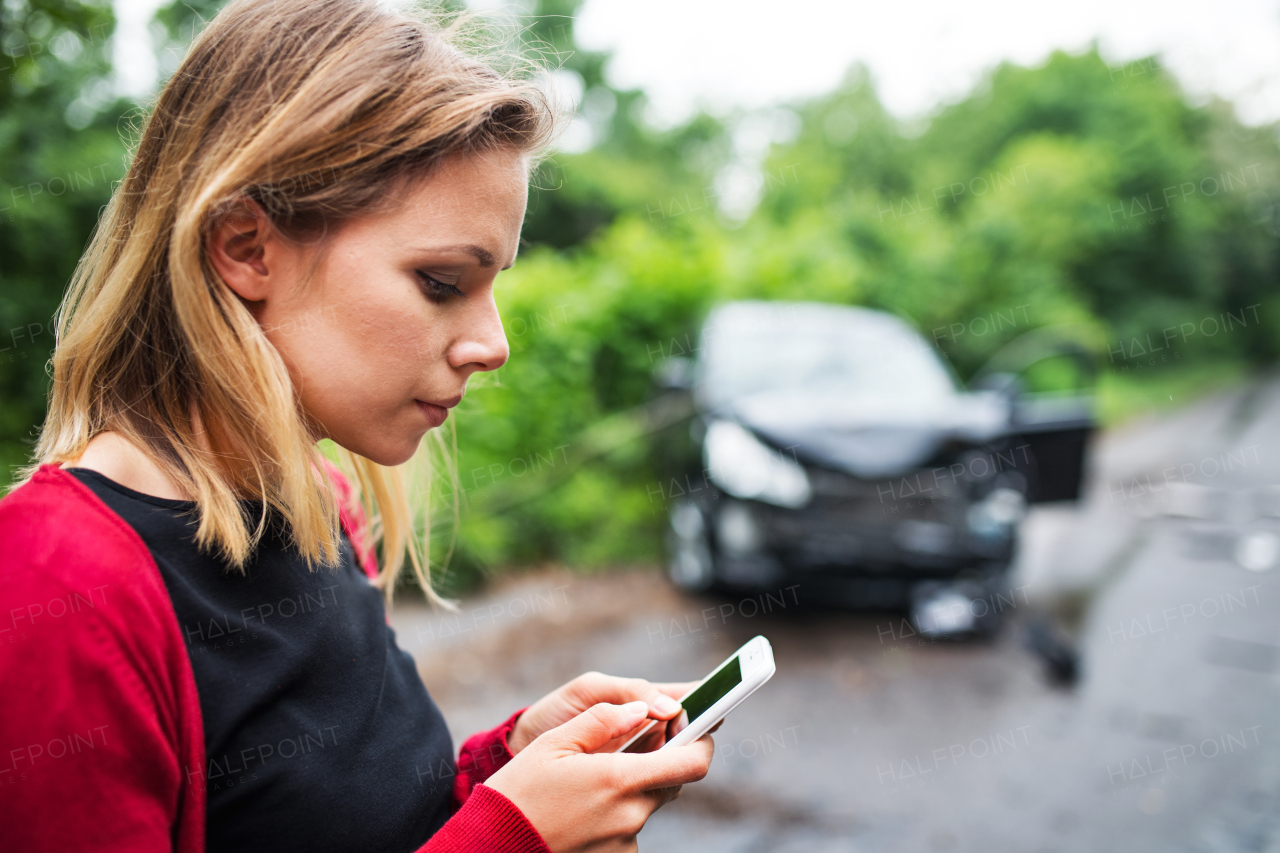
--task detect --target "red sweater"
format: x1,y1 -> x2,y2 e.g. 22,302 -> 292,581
0,463 -> 550,853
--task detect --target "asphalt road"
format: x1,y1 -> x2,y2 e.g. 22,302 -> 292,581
389,378 -> 1280,853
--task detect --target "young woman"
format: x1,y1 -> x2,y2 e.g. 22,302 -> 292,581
0,1 -> 714,850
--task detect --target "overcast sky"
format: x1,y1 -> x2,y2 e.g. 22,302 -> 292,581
114,0 -> 1280,128
575,0 -> 1280,127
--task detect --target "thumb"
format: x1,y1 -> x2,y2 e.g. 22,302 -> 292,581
547,701 -> 650,754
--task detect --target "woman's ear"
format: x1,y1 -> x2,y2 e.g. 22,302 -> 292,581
206,198 -> 276,303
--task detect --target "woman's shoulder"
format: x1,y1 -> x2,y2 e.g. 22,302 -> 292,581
0,460 -> 200,731
0,464 -> 207,852
0,463 -> 173,616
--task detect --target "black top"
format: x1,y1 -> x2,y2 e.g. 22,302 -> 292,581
67,468 -> 455,853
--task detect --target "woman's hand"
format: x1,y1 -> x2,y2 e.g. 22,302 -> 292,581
508,672 -> 693,755
485,701 -> 714,853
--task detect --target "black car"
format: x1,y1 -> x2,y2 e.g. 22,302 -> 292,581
656,300 -> 1093,634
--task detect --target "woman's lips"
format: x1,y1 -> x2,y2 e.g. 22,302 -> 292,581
416,400 -> 450,428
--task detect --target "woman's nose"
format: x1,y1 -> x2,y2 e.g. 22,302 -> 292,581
447,297 -> 509,374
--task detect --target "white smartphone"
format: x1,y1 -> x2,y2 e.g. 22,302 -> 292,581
617,635 -> 776,752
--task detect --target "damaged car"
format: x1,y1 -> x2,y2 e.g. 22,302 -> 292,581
655,300 -> 1094,635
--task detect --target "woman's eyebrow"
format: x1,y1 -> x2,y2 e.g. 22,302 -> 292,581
413,243 -> 503,268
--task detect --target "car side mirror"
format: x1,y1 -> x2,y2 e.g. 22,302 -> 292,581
972,371 -> 1022,398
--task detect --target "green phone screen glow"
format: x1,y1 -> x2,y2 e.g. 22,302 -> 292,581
681,655 -> 742,723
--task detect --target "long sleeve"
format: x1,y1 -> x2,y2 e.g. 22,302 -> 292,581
1,466 -> 549,853
418,785 -> 551,853
452,708 -> 524,804
414,709 -> 552,853
0,467 -> 207,853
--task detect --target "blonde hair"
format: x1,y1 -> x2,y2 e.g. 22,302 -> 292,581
21,0 -> 557,605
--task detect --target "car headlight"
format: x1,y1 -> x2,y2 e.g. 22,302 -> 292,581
704,420 -> 812,509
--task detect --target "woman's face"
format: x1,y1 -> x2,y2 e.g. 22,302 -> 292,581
211,149 -> 527,466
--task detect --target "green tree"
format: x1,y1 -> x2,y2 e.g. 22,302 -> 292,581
0,0 -> 128,480
5,4 -> 1278,584
516,0 -> 734,249
758,48 -> 1280,379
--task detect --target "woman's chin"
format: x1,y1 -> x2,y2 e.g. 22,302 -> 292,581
331,434 -> 423,468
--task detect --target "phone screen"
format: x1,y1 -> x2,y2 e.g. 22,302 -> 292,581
681,654 -> 743,723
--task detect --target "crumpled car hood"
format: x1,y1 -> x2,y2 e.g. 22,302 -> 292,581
725,388 -> 1010,479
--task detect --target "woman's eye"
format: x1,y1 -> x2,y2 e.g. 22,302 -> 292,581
416,271 -> 465,303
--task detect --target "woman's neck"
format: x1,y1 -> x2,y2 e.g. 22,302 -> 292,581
62,431 -> 192,501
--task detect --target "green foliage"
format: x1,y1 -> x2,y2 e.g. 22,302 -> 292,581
758,48 -> 1279,378
0,0 -> 128,480
447,47 -> 1279,577
2,2 -> 1277,588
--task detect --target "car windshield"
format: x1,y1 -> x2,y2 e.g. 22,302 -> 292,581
697,303 -> 957,408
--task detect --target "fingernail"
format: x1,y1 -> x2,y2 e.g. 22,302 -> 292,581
652,695 -> 680,716
623,701 -> 648,716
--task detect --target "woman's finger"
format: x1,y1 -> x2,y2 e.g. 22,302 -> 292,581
623,736 -> 715,792
653,681 -> 697,703
621,719 -> 670,753
570,674 -> 685,721
546,702 -> 651,754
